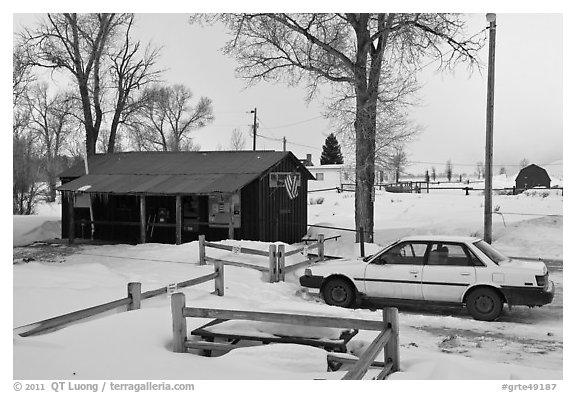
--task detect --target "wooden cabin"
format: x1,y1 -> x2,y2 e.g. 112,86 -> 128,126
57,151 -> 314,245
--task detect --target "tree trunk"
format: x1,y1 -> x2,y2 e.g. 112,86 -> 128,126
107,100 -> 124,153
354,92 -> 377,243
352,15 -> 378,244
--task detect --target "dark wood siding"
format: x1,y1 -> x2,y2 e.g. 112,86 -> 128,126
258,155 -> 308,243
240,179 -> 261,241
60,152 -> 310,245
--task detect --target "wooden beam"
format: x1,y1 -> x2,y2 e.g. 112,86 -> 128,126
175,195 -> 182,245
199,235 -> 206,265
383,307 -> 400,372
204,256 -> 269,273
204,241 -> 270,257
171,293 -> 187,353
18,296 -> 132,337
127,282 -> 142,311
342,328 -> 392,380
139,195 -> 146,244
68,192 -> 75,245
327,352 -> 387,368
183,307 -> 384,331
184,340 -> 237,352
268,244 -> 277,283
277,244 -> 285,282
214,260 -> 224,296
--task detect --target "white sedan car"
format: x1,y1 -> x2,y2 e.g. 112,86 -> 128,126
300,236 -> 554,321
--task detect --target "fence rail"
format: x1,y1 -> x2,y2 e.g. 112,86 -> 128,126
199,234 -> 332,283
170,293 -> 400,380
15,265 -> 224,337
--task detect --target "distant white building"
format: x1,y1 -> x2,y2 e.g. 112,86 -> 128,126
303,154 -> 390,191
307,164 -> 349,191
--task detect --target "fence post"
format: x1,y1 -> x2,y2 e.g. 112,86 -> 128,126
171,293 -> 187,353
318,234 -> 325,261
383,307 -> 400,372
199,235 -> 206,266
127,282 -> 142,311
214,260 -> 224,296
268,244 -> 277,283
359,227 -> 365,258
277,244 -> 285,282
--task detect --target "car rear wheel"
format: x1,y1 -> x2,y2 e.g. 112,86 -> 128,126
466,287 -> 503,321
322,278 -> 356,308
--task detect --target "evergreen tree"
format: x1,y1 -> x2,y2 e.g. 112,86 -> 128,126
320,133 -> 344,165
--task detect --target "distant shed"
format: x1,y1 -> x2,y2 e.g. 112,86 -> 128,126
515,164 -> 551,191
57,151 -> 314,245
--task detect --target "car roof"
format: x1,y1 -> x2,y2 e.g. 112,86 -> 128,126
398,235 -> 482,243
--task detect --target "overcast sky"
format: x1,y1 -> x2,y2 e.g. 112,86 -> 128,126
11,10 -> 565,176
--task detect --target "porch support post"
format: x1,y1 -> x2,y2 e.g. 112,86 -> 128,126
175,195 -> 182,245
140,195 -> 146,244
68,192 -> 75,245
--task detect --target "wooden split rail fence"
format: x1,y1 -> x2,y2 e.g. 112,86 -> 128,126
199,234 -> 329,283
171,293 -> 400,380
14,264 -> 224,338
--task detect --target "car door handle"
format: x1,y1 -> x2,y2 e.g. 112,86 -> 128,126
460,272 -> 471,276
409,270 -> 419,274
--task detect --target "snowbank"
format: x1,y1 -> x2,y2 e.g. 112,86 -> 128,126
12,189 -> 563,382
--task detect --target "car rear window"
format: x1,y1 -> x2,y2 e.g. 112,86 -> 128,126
473,240 -> 509,265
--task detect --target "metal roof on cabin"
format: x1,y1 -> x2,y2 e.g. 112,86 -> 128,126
59,151 -> 301,177
56,173 -> 260,194
57,151 -> 313,194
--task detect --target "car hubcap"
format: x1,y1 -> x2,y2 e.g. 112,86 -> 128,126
332,286 -> 347,303
476,295 -> 494,314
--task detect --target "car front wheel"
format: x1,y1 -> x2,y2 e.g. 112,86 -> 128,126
322,278 -> 356,308
466,287 -> 503,321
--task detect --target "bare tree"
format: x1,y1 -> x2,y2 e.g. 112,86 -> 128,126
519,158 -> 529,169
13,44 -> 34,109
27,83 -> 76,201
229,128 -> 246,150
388,147 -> 408,183
445,159 -> 453,182
13,132 -> 42,214
13,43 -> 40,214
107,14 -> 162,153
197,13 -> 483,241
475,161 -> 485,179
130,84 -> 213,151
20,13 -> 132,156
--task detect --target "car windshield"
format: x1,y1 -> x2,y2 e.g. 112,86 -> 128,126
473,240 -> 510,265
364,240 -> 401,263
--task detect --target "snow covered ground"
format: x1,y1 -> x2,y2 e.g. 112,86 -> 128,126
11,185 -> 566,387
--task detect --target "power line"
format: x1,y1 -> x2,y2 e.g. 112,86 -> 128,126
408,160 -> 563,167
255,133 -> 322,152
258,115 -> 324,130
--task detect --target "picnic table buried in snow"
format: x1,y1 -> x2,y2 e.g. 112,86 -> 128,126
189,318 -> 358,357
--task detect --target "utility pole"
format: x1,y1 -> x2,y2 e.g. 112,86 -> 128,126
283,136 -> 286,152
250,108 -> 257,151
484,13 -> 497,243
